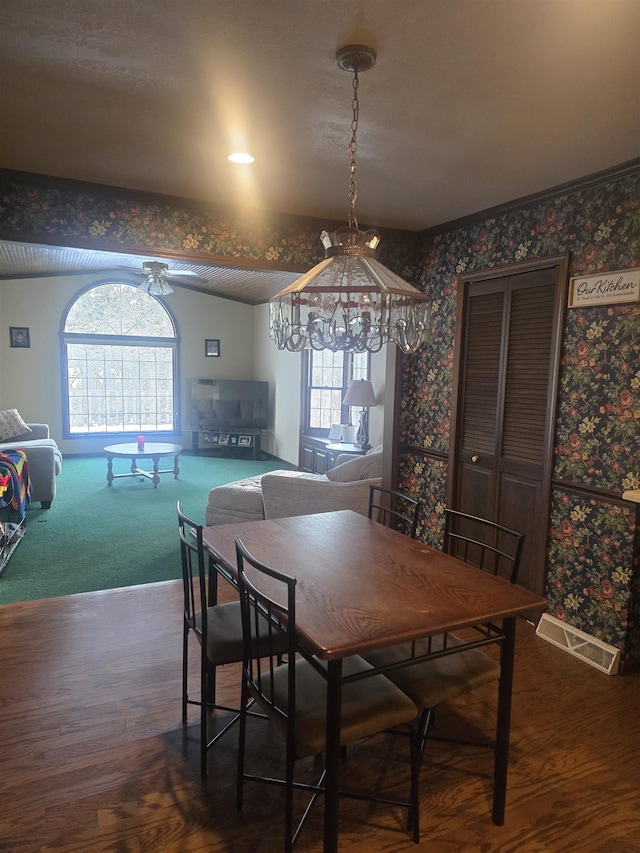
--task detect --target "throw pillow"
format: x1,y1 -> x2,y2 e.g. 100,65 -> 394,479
326,450 -> 383,483
0,409 -> 32,442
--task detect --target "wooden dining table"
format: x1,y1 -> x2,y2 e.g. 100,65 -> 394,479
202,509 -> 547,852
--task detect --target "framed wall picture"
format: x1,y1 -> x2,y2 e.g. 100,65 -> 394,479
9,327 -> 30,348
205,339 -> 220,357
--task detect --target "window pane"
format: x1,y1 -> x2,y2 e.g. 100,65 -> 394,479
65,282 -> 175,336
305,349 -> 370,436
308,350 -> 345,430
63,281 -> 177,436
65,343 -> 176,433
309,388 -> 343,429
351,351 -> 368,381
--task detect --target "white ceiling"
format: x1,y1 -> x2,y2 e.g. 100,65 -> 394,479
0,0 -> 638,300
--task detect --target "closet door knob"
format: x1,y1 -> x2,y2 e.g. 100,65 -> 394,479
471,454 -> 480,463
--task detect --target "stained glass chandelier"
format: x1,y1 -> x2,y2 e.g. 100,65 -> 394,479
269,45 -> 430,354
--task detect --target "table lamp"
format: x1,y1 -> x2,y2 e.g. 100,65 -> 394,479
342,379 -> 377,450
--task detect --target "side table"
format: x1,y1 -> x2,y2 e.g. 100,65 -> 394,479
326,442 -> 366,455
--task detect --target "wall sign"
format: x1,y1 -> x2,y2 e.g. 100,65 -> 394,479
568,268 -> 640,308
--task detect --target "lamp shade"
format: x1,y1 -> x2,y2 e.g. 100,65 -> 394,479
343,379 -> 377,408
269,228 -> 431,354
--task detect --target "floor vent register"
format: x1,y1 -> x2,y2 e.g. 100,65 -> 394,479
536,613 -> 620,675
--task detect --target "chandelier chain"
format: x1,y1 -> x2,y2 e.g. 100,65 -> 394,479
268,45 -> 430,355
348,68 -> 360,229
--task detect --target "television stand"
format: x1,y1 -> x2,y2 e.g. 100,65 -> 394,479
191,429 -> 263,461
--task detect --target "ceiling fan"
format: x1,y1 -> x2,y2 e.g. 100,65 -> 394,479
131,261 -> 199,295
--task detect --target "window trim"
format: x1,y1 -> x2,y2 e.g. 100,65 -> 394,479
59,279 -> 181,440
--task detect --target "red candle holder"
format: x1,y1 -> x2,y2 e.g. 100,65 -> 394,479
137,435 -> 145,451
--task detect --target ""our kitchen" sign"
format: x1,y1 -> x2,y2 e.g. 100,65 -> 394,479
568,268 -> 640,308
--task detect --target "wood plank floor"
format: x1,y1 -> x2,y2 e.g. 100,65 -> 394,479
1,579 -> 639,852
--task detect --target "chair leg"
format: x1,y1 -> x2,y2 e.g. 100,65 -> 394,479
284,741 -> 296,853
181,624 -> 189,724
200,655 -> 209,775
206,663 -> 216,709
408,724 -> 421,843
236,678 -> 249,813
417,707 -> 434,764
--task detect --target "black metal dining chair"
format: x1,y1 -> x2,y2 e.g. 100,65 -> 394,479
234,537 -> 422,851
178,501 -> 286,774
443,508 -> 525,583
363,509 -> 525,762
368,485 -> 421,539
178,501 -> 249,774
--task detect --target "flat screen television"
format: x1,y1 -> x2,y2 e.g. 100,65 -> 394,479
190,378 -> 269,431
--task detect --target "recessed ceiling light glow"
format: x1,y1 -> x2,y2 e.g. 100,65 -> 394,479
228,152 -> 255,164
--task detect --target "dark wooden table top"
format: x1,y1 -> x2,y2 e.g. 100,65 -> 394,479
202,510 -> 547,661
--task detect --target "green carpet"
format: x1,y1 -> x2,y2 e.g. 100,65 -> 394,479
0,453 -> 291,605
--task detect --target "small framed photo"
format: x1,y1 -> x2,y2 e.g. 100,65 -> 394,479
218,433 -> 230,445
238,435 -> 252,447
10,327 -> 30,348
205,339 -> 220,357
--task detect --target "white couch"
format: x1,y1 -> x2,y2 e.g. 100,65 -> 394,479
205,447 -> 383,526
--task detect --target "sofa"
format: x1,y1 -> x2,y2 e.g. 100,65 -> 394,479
0,415 -> 62,508
205,446 -> 383,526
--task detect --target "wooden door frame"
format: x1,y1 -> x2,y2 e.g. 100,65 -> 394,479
448,253 -> 569,570
382,343 -> 403,489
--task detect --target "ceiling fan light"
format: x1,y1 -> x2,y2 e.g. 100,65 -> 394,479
137,261 -> 173,295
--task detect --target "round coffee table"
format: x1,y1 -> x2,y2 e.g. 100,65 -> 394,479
104,442 -> 183,489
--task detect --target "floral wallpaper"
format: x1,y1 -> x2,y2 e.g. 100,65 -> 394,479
1,165 -> 638,666
548,490 -> 639,663
0,168 -> 419,274
555,300 -> 639,491
398,166 -> 640,668
397,451 -> 448,549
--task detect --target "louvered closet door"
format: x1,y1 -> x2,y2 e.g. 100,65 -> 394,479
452,263 -> 564,595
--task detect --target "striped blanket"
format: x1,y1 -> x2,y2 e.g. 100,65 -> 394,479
0,450 -> 32,519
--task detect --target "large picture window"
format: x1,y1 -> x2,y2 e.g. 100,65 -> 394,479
303,349 -> 368,436
61,281 -> 179,437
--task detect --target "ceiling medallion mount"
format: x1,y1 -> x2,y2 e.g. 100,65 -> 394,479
269,43 -> 430,354
335,44 -> 376,74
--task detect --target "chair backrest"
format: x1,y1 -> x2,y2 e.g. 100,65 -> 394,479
235,538 -> 297,729
443,509 -> 525,584
177,501 -> 211,639
368,485 -> 421,539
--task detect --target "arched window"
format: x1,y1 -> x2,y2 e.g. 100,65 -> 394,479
61,281 -> 179,437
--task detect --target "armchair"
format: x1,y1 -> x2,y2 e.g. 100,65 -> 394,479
0,423 -> 62,508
